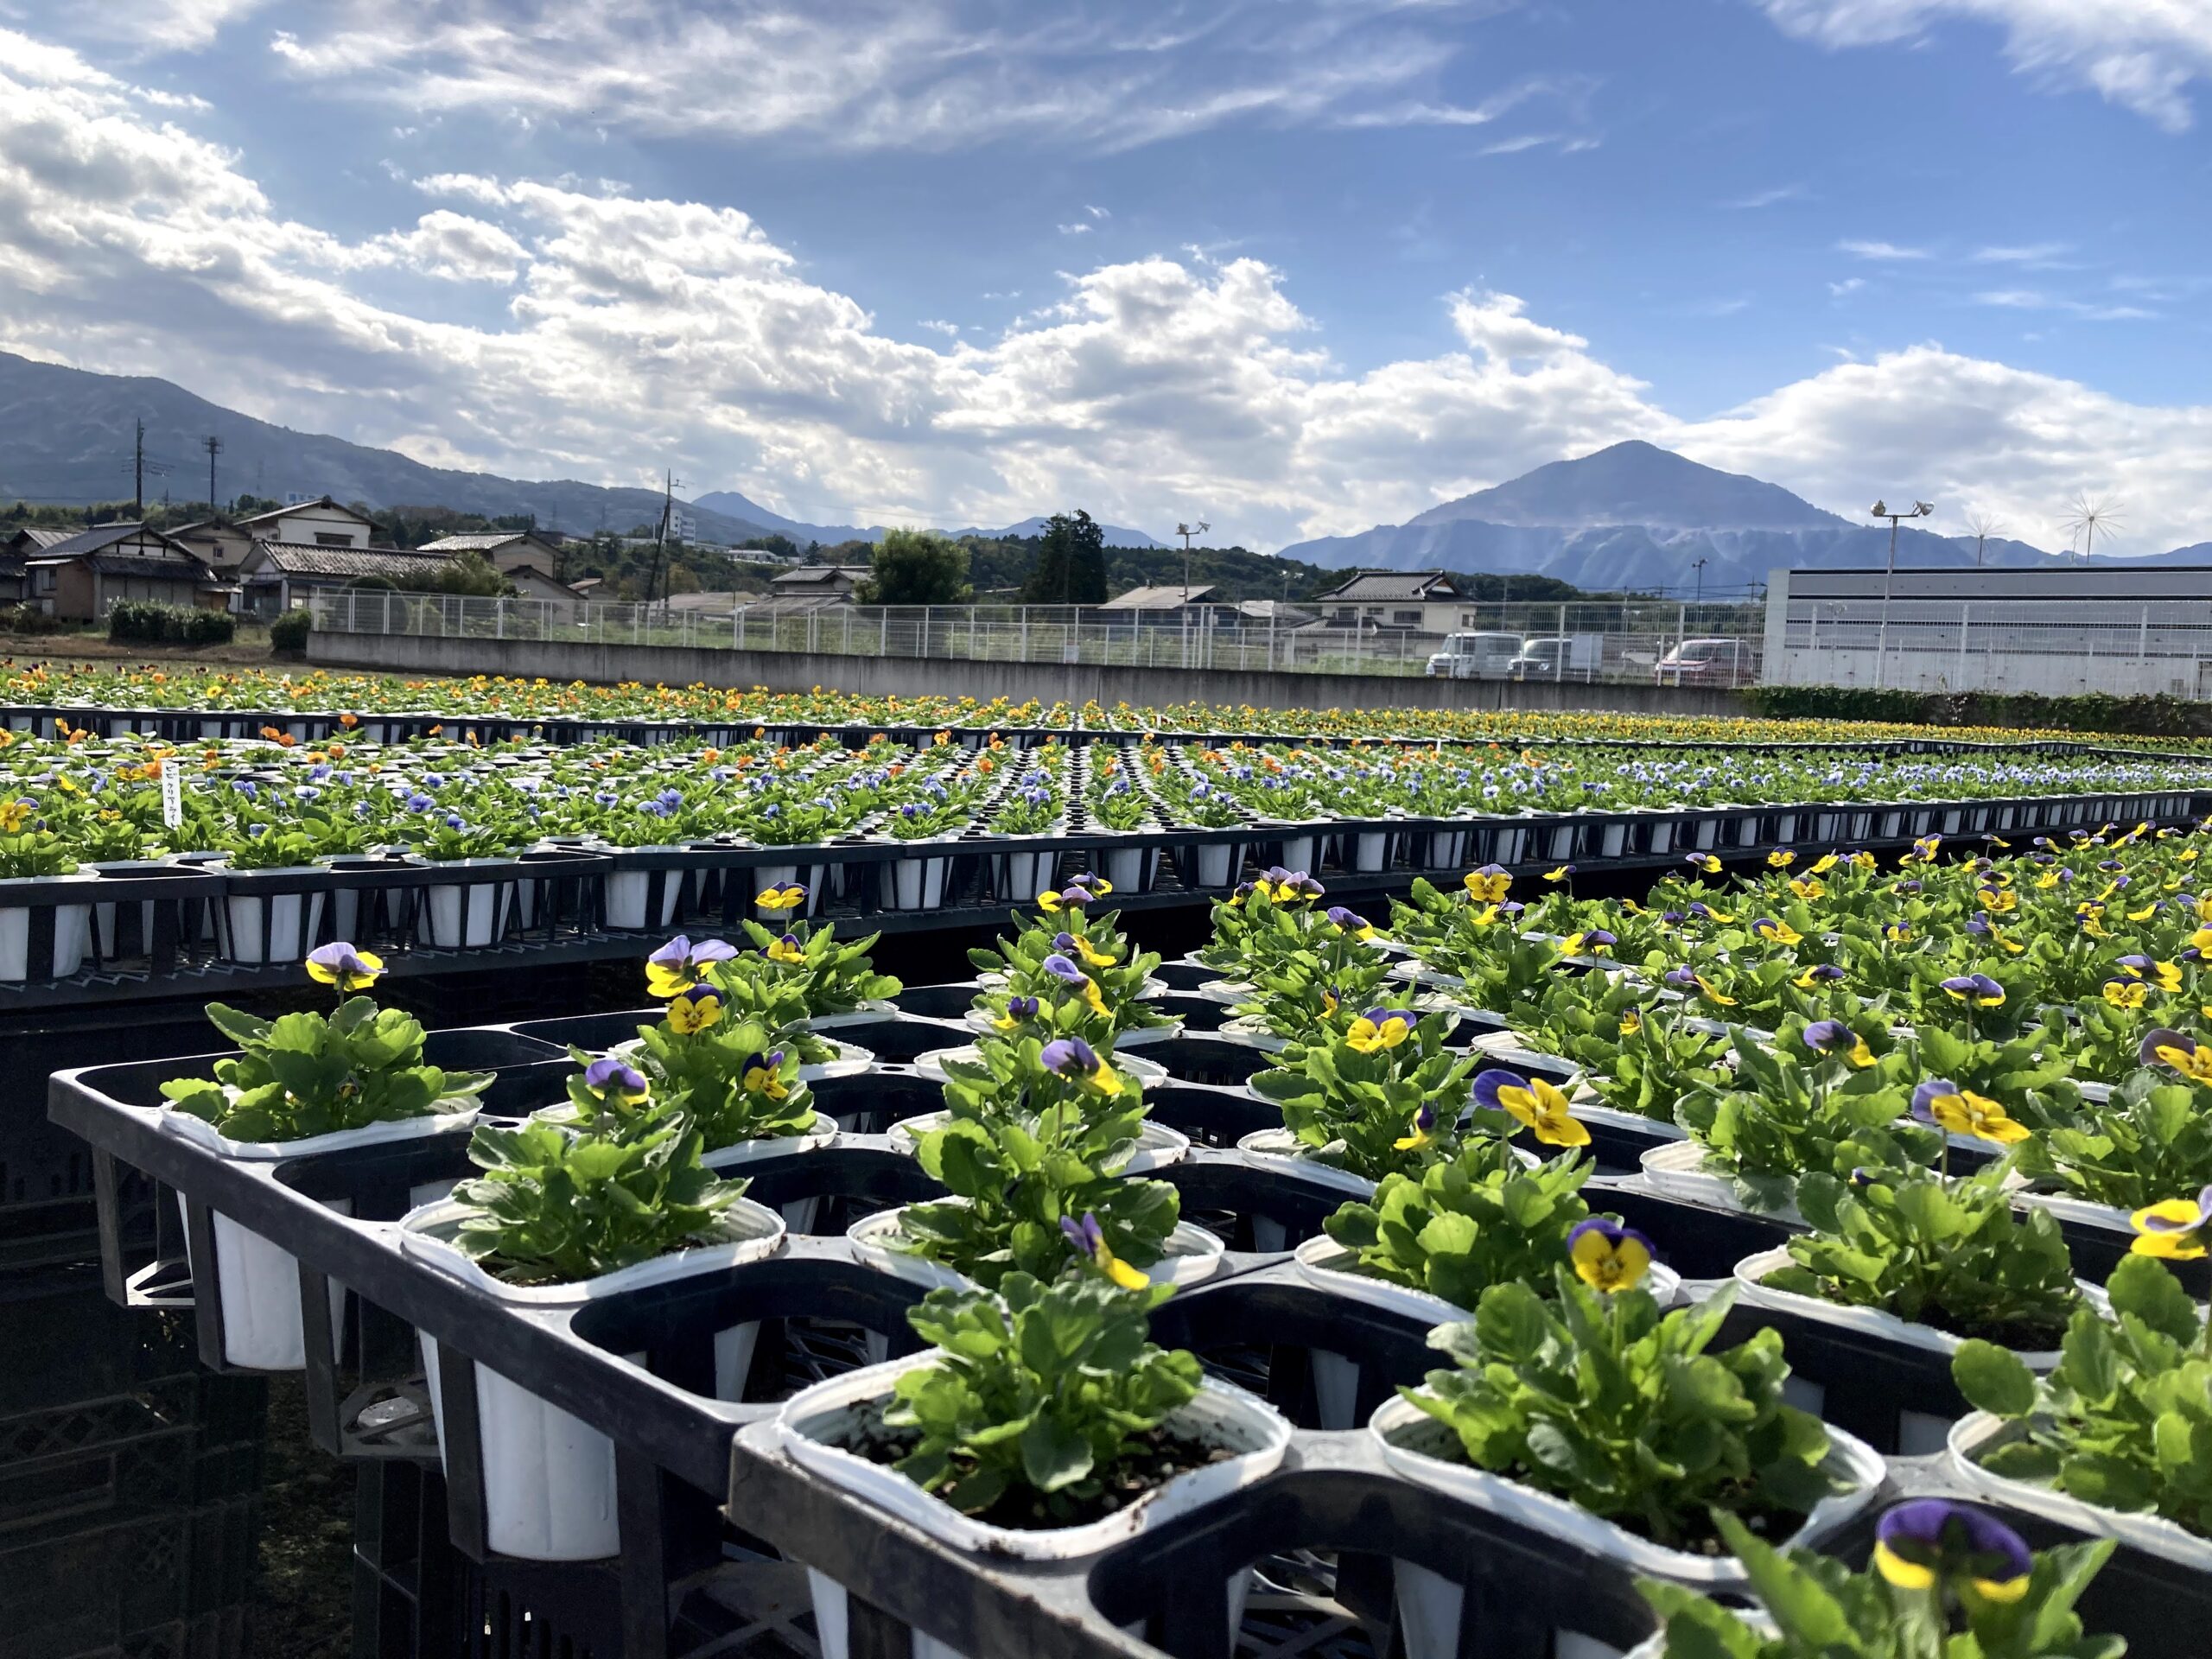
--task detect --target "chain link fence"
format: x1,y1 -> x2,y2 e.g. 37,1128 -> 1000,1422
308,589 -> 1765,684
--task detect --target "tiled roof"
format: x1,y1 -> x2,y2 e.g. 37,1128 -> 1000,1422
28,524 -> 159,561
1101,583 -> 1217,610
246,543 -> 452,580
418,532 -> 524,552
771,565 -> 871,586
232,496 -> 379,530
82,554 -> 213,582
1313,569 -> 1460,601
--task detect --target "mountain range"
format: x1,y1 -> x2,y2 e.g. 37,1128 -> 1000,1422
0,352 -> 2195,588
1274,440 -> 2163,594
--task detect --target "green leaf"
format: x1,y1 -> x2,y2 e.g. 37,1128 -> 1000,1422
1953,1339 -> 2039,1418
2104,1254 -> 2202,1349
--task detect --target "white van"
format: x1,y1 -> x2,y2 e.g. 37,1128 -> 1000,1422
1425,632 -> 1524,680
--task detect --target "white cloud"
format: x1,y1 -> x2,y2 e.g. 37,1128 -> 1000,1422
1972,288 -> 2157,320
68,0 -> 268,54
1084,205 -> 1109,220
2,29 -> 2209,558
1827,276 -> 1866,296
258,0 -> 1574,153
1722,182 -> 1808,209
1836,238 -> 1929,260
1758,1 -> 2212,131
1973,241 -> 2074,264
1057,222 -> 1093,236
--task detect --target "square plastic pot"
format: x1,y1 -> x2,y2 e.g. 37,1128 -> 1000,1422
0,879 -> 95,980
777,1355 -> 1292,1659
402,1197 -> 786,1560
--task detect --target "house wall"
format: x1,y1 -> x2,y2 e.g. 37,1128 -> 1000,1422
51,564 -> 96,621
261,505 -> 372,548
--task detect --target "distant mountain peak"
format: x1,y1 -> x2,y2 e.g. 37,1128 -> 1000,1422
1411,440 -> 1845,533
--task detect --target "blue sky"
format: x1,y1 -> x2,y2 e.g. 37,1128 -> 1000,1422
2,0 -> 2209,552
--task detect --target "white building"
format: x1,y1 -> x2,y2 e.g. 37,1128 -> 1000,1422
232,496 -> 378,550
1764,564 -> 2212,698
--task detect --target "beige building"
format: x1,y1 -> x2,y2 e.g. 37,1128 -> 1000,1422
1309,569 -> 1467,632
26,524 -> 219,620
232,497 -> 381,550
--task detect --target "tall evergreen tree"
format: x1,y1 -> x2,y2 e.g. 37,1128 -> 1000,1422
1020,509 -> 1109,604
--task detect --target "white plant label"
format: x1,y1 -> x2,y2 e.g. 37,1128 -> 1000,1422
160,759 -> 183,828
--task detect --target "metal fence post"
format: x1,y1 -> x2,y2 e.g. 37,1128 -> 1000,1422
1957,603 -> 1969,688
1556,602 -> 1567,682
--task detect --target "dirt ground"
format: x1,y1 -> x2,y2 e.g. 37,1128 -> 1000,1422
0,629 -> 284,671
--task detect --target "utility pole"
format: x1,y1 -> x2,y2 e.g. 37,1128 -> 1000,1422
644,470 -> 677,611
1870,498 -> 1934,688
133,419 -> 145,517
203,435 -> 223,513
1692,556 -> 1707,607
1173,521 -> 1210,601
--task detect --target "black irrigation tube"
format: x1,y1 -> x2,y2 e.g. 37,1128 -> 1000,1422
0,783 -> 2202,1017
48,1014 -> 2212,1659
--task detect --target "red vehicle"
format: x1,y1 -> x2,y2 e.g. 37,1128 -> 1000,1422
1654,638 -> 1757,687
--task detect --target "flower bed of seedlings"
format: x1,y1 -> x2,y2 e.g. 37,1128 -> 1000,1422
10,660 -> 2212,754
50,847 -> 2212,1659
0,715 -> 2200,1009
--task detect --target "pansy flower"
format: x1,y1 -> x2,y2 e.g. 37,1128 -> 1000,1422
2129,1184 -> 2212,1260
741,1051 -> 789,1100
1036,885 -> 1093,914
645,935 -> 739,997
754,882 -> 808,912
1474,1067 -> 1589,1147
1872,1500 -> 2032,1605
305,940 -> 384,992
1060,1211 -> 1148,1290
1684,852 -> 1721,874
1940,973 -> 2005,1007
2139,1027 -> 2212,1084
582,1056 -> 649,1100
1393,1103 -> 1437,1151
994,994 -> 1040,1032
2103,977 -> 2150,1010
1910,1078 -> 2031,1146
1561,929 -> 1617,957
1041,1035 -> 1121,1096
1618,1007 -> 1643,1037
1567,1217 -> 1653,1293
1750,916 -> 1802,945
1463,864 -> 1511,904
1766,849 -> 1796,868
766,932 -> 807,965
1795,962 -> 1846,988
1325,905 -> 1377,939
1345,1007 -> 1414,1053
1802,1019 -> 1875,1068
665,983 -> 722,1034
1542,865 -> 1574,883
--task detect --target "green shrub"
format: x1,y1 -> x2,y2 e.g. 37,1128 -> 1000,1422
0,604 -> 69,636
269,607 -> 312,653
1741,682 -> 2212,741
108,601 -> 233,645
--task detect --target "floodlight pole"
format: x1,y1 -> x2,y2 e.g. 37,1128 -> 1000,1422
1871,499 -> 1932,689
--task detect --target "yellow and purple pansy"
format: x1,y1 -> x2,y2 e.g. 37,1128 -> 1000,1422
1872,1500 -> 2031,1605
1474,1067 -> 1590,1147
1910,1077 -> 2031,1146
645,934 -> 739,997
305,940 -> 384,992
1345,1006 -> 1414,1053
1060,1211 -> 1148,1290
1566,1217 -> 1653,1293
2129,1183 -> 2212,1259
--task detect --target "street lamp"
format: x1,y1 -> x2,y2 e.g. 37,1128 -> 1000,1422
1174,521 -> 1211,601
1870,499 -> 1933,687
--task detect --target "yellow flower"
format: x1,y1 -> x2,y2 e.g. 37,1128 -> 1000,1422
1694,974 -> 1737,1007
1083,976 -> 1111,1020
741,1060 -> 789,1101
304,944 -> 385,991
1618,1007 -> 1643,1037
766,934 -> 807,965
1344,1009 -> 1413,1053
1071,935 -> 1117,969
2104,979 -> 2149,1010
1567,1219 -> 1652,1293
1809,853 -> 1840,874
1480,1071 -> 1591,1147
1916,1085 -> 2032,1146
755,884 -> 806,912
0,799 -> 32,832
1463,868 -> 1511,903
1788,877 -> 1826,900
665,988 -> 722,1034
1766,849 -> 1796,868
2128,1189 -> 2212,1260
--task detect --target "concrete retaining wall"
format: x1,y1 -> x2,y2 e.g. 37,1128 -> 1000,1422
308,631 -> 1751,719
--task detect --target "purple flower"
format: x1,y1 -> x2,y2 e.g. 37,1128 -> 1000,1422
1662,964 -> 1697,988
1041,953 -> 1085,984
1940,973 -> 2005,1007
1325,906 -> 1370,931
1872,1500 -> 2032,1599
1053,931 -> 1078,952
1910,1077 -> 1960,1124
1006,995 -> 1039,1019
1041,1036 -> 1100,1077
583,1057 -> 647,1095
1802,1020 -> 1853,1053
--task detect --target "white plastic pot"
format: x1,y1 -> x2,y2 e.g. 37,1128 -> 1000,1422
994,849 -> 1059,904
402,1197 -> 786,1560
603,866 -> 685,931
1371,1394 -> 1885,1648
1098,843 -> 1160,896
160,1109 -> 478,1369
1637,1141 -> 1803,1224
1192,842 -> 1245,888
1235,1128 -> 1377,1198
1213,1017 -> 1290,1052
1733,1246 -> 2098,1455
885,850 -> 951,912
0,897 -> 92,980
911,1045 -> 1169,1089
418,878 -> 510,948
886,1111 -> 1190,1175
779,1354 -> 1292,1659
1947,1412 -> 2212,1573
220,889 -> 324,966
846,1204 -> 1225,1294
